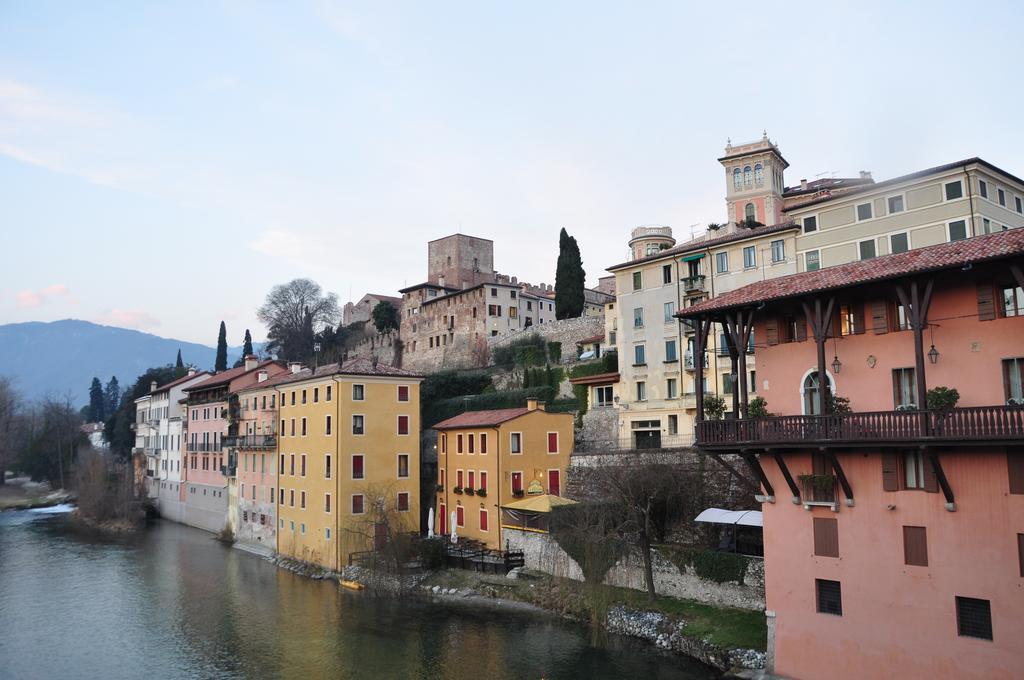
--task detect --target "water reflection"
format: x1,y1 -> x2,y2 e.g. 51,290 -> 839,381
0,513 -> 718,680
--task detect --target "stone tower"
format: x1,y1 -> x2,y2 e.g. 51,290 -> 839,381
427,234 -> 495,289
628,225 -> 675,260
718,132 -> 789,227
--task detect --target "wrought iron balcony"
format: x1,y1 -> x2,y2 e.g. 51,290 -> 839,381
224,434 -> 277,450
696,405 -> 1024,449
683,352 -> 708,370
186,443 -> 218,453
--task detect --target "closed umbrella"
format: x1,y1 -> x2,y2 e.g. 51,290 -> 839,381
450,510 -> 458,543
427,506 -> 435,538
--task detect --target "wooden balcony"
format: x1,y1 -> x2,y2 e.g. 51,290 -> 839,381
696,405 -> 1024,450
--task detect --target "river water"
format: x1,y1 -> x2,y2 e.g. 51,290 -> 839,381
0,509 -> 717,680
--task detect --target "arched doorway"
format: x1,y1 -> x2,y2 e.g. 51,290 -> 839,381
802,371 -> 833,415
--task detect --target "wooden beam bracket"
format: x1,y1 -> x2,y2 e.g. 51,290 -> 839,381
772,451 -> 801,504
741,451 -> 775,502
707,451 -> 761,497
925,447 -> 956,511
825,449 -> 854,507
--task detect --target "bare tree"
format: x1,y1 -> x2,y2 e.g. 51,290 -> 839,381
344,484 -> 420,588
257,279 -> 341,360
0,377 -> 17,485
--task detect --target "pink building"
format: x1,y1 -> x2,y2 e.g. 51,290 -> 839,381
181,357 -> 286,533
680,228 -> 1024,679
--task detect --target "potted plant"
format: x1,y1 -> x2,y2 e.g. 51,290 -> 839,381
513,489 -> 525,497
704,395 -> 727,421
435,484 -> 444,493
453,486 -> 463,495
476,488 -> 487,498
797,473 -> 836,503
464,487 -> 476,496
926,386 -> 960,411
747,396 -> 771,418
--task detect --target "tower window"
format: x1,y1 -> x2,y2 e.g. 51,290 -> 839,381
733,168 -> 742,190
743,166 -> 752,187
744,203 -> 756,223
754,163 -> 764,185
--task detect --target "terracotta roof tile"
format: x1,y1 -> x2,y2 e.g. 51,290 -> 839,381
263,357 -> 423,389
678,228 -> 1024,316
150,371 -> 210,394
432,407 -> 531,430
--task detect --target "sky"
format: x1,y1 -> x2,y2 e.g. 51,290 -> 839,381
2,1 -> 1023,345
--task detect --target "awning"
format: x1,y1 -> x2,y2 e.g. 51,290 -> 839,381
694,508 -> 763,527
578,350 -> 596,360
500,494 -> 578,513
681,253 -> 705,262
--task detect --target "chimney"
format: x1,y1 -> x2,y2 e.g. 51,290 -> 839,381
257,370 -> 268,383
859,170 -> 873,181
438,275 -> 446,288
150,380 -> 158,392
244,355 -> 258,371
526,398 -> 546,412
800,179 -> 808,190
289,362 -> 303,374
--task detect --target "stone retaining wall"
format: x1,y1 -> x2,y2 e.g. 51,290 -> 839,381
487,316 -> 604,365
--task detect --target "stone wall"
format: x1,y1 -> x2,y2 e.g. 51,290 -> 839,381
347,328 -> 400,368
487,316 -> 604,366
504,528 -> 765,610
576,405 -> 618,450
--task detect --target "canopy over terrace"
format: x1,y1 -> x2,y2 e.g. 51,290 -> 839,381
695,508 -> 763,527
500,494 -> 578,533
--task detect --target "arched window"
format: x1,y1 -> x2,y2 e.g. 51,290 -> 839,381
802,371 -> 833,415
744,203 -> 756,223
754,163 -> 764,185
743,166 -> 752,187
733,168 -> 742,190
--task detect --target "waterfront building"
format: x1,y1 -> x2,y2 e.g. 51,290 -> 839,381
229,370 -> 284,552
144,370 -> 210,523
432,399 -> 574,549
133,392 -> 154,479
274,358 -> 422,571
181,357 -> 287,533
678,228 -> 1024,679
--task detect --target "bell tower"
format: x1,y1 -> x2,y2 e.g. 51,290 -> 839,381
718,132 -> 789,226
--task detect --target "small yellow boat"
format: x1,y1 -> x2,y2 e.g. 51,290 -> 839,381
340,580 -> 364,591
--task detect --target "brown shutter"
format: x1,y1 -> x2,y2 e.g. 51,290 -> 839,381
871,300 -> 889,334
1018,533 -> 1024,577
882,452 -> 899,491
813,517 -> 839,558
850,302 -> 864,335
923,455 -> 939,493
1008,448 -> 1024,494
903,526 -> 928,566
977,283 -> 996,321
765,318 -> 779,346
795,319 -> 808,342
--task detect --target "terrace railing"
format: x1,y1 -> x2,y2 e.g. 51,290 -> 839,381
696,405 -> 1024,448
224,434 -> 277,450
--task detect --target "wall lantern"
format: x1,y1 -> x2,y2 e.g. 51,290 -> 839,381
831,355 -> 842,374
928,345 -> 940,364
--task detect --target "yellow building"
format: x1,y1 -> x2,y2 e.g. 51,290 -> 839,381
432,399 -> 573,549
274,358 -> 422,570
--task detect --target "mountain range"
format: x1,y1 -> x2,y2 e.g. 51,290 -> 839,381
0,319 -> 261,406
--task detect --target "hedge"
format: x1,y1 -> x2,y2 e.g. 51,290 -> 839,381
423,386 -> 557,428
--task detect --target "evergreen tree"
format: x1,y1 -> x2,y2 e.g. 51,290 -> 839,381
174,349 -> 186,378
242,329 -> 254,356
554,227 -> 586,319
215,321 -> 228,372
104,377 -> 121,418
88,378 -> 105,422
371,301 -> 400,335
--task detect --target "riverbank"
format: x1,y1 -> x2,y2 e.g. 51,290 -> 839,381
330,563 -> 766,675
0,476 -> 74,511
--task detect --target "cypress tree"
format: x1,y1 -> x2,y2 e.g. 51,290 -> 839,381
242,329 -> 254,357
88,378 -> 105,422
174,349 -> 186,378
215,321 -> 228,372
104,377 -> 121,417
554,227 -> 585,319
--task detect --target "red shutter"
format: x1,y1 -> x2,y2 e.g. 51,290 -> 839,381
813,517 -> 839,558
978,283 -> 996,321
398,385 -> 409,402
468,471 -> 475,489
547,432 -> 558,453
457,469 -> 463,487
882,452 -> 899,491
512,472 -> 522,493
548,470 -> 561,496
479,509 -> 489,532
353,455 -> 364,479
765,318 -> 780,346
439,504 -> 447,534
456,506 -> 464,527
398,492 -> 409,512
398,416 -> 409,435
480,433 -> 487,454
871,300 -> 889,334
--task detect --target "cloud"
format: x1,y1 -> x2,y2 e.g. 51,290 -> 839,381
94,309 -> 162,331
15,284 -> 75,308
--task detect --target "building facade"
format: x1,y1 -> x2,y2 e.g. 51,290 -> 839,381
432,399 -> 574,549
680,228 -> 1024,680
274,358 -> 423,571
146,370 -> 209,523
230,372 -> 283,551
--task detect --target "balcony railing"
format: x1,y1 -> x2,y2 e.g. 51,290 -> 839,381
575,432 -> 696,453
696,405 -> 1024,448
799,474 -> 837,505
224,434 -> 277,450
682,275 -> 706,293
683,352 -> 708,370
186,443 -> 219,453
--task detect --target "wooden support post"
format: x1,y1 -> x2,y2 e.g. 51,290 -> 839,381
694,317 -> 711,423
895,278 -> 934,410
926,448 -> 956,511
772,451 -> 801,503
802,297 -> 835,414
825,450 -> 854,507
1011,263 -> 1024,294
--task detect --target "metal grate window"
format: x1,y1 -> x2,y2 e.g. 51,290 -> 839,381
956,597 -> 993,640
816,579 -> 842,616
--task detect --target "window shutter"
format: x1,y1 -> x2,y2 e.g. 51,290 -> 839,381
872,300 -> 890,334
977,283 -> 996,321
765,318 -> 779,346
1008,448 -> 1024,494
923,456 -> 939,493
882,452 -> 899,491
852,302 -> 866,335
902,526 -> 928,566
795,319 -> 808,342
813,517 -> 839,557
1018,533 -> 1023,578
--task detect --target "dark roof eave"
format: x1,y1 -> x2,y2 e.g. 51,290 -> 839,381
606,222 -> 798,272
